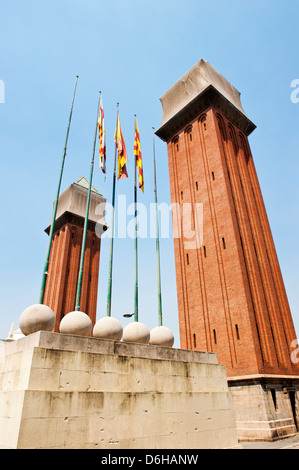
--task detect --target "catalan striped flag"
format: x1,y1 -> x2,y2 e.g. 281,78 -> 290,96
98,93 -> 106,174
134,118 -> 144,192
114,112 -> 128,179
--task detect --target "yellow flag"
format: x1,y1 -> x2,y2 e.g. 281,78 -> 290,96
98,94 -> 106,174
114,113 -> 128,179
133,118 -> 144,192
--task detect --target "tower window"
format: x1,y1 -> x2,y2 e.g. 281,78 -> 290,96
204,122 -> 207,130
181,190 -> 183,200
235,324 -> 240,340
193,334 -> 197,348
173,136 -> 179,152
186,253 -> 189,265
189,133 -> 192,142
213,329 -> 217,344
203,246 -> 207,258
196,181 -> 198,191
212,171 -> 215,181
222,237 -> 226,249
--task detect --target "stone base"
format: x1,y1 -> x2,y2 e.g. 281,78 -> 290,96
228,375 -> 299,441
0,331 -> 239,449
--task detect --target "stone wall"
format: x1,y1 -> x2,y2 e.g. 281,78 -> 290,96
0,331 -> 239,449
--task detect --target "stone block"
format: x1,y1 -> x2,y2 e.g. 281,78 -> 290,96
0,332 -> 239,448
229,377 -> 299,441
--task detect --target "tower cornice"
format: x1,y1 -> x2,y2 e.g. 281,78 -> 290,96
155,59 -> 256,142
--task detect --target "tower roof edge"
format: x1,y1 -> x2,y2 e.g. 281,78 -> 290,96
156,59 -> 256,141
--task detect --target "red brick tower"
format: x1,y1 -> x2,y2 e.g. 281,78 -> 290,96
43,177 -> 107,332
156,60 -> 299,440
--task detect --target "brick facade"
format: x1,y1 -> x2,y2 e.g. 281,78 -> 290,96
164,105 -> 299,378
43,215 -> 101,332
42,178 -> 106,332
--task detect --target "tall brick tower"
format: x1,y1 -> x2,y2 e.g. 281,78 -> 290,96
156,60 -> 299,440
43,177 -> 107,332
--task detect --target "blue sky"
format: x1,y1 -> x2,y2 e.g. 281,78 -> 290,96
0,0 -> 298,348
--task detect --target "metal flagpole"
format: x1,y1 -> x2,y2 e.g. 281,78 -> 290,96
106,103 -> 119,317
134,116 -> 138,322
39,75 -> 79,304
152,127 -> 163,327
75,91 -> 101,311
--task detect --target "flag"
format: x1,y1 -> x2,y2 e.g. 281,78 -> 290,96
98,94 -> 106,174
134,118 -> 144,192
114,112 -> 128,179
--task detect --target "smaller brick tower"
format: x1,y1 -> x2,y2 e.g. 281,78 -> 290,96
43,177 -> 107,331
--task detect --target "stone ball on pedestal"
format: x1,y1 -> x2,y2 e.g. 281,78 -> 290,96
149,326 -> 174,348
93,316 -> 123,341
19,304 -> 55,336
122,321 -> 150,344
59,311 -> 92,337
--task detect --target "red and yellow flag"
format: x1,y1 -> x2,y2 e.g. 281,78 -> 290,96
98,94 -> 106,174
134,118 -> 144,192
114,112 -> 128,179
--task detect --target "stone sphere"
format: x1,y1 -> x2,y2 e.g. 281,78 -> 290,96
59,311 -> 92,336
149,326 -> 175,348
19,304 -> 55,336
122,321 -> 150,344
93,316 -> 123,341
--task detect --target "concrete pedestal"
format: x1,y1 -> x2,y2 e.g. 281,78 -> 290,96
0,331 -> 239,449
229,376 -> 299,441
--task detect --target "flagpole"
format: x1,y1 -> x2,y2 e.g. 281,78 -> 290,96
134,116 -> 138,322
152,127 -> 163,327
75,91 -> 101,311
106,103 -> 119,317
39,75 -> 79,304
